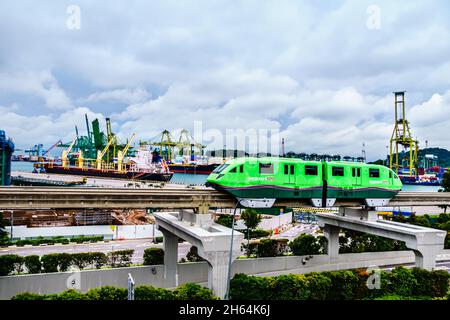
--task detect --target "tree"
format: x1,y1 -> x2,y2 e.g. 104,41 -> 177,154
0,212 -> 9,242
289,234 -> 324,256
442,171 -> 450,192
240,209 -> 262,256
186,246 -> 205,262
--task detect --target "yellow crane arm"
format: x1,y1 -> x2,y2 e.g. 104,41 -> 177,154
117,134 -> 135,172
96,136 -> 115,169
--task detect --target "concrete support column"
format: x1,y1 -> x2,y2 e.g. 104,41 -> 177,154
412,245 -> 443,270
161,229 -> 178,288
323,225 -> 340,262
204,252 -> 230,299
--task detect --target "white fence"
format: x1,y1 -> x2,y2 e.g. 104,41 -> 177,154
258,212 -> 293,230
8,224 -> 162,240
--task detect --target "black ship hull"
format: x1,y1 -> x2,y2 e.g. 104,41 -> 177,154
41,165 -> 173,182
167,163 -> 220,174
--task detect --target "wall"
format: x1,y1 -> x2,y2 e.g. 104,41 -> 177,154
9,224 -> 162,240
3,249 -> 448,300
258,212 -> 292,230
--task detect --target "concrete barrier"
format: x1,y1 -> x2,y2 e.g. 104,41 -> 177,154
1,249 -> 449,300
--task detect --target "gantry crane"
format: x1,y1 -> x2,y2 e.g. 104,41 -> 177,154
177,129 -> 206,158
389,91 -> 419,177
117,134 -> 136,172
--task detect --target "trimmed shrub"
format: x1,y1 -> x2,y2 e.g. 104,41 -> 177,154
386,267 -> 417,297
289,234 -> 324,256
411,268 -> 450,297
24,255 -> 42,274
41,254 -> 60,273
216,214 -> 234,228
186,246 -> 205,262
46,289 -> 86,300
57,253 -> 73,272
173,283 -> 217,300
85,286 -> 128,300
229,273 -> 273,300
135,285 -> 175,300
270,274 -> 310,300
71,253 -> 91,270
304,273 -> 332,300
244,229 -> 271,239
322,270 -> 362,300
11,292 -> 46,300
90,252 -> 108,269
108,249 -> 134,267
0,254 -> 20,276
155,236 -> 163,243
256,238 -> 288,257
143,248 -> 164,265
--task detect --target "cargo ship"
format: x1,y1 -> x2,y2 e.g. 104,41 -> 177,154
37,148 -> 173,182
167,163 -> 219,174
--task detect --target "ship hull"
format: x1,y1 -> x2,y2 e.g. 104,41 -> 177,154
167,163 -> 220,174
42,165 -> 173,182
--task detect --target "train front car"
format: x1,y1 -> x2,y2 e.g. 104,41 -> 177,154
206,157 -> 282,208
206,157 -> 403,208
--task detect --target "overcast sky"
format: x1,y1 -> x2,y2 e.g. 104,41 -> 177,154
1,0 -> 449,160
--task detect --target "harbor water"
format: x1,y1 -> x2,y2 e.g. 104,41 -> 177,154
11,161 -> 443,191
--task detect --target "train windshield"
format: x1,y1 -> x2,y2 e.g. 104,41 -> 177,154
212,164 -> 229,174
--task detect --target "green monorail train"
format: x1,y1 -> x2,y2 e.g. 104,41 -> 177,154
206,157 -> 402,208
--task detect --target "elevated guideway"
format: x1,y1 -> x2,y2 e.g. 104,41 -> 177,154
0,187 -> 450,210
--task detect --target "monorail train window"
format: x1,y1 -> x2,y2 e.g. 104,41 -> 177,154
369,168 -> 380,178
259,163 -> 274,174
305,165 -> 318,175
389,171 -> 392,178
352,168 -> 361,177
229,167 -> 237,173
239,165 -> 244,173
284,164 -> 289,174
212,164 -> 229,173
290,165 -> 294,175
332,166 -> 344,177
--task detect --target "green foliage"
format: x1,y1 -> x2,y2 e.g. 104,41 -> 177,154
216,214 -> 234,228
0,254 -> 21,276
57,253 -> 73,272
90,252 -> 108,269
270,274 -> 310,300
143,248 -> 164,265
229,273 -> 273,300
173,283 -> 217,300
40,254 -> 60,273
46,289 -> 87,300
255,238 -> 289,257
135,285 -> 175,300
442,171 -> 450,192
24,255 -> 42,274
240,209 -> 262,231
155,236 -> 163,243
243,229 -> 271,240
338,229 -> 407,253
411,268 -> 450,297
304,273 -> 332,300
322,270 -> 363,300
186,246 -> 205,262
85,286 -> 128,300
71,253 -> 91,270
107,249 -> 134,267
386,267 -> 417,297
11,292 -> 46,300
289,234 -> 324,256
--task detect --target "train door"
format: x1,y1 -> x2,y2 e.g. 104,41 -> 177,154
352,167 -> 362,186
283,163 -> 296,184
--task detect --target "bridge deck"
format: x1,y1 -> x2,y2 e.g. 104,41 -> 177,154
0,187 -> 449,209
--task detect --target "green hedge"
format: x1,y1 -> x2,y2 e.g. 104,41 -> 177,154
289,234 -> 326,256
229,267 -> 450,300
11,283 -> 217,300
1,236 -> 105,247
143,248 -> 164,265
1,251 -> 111,276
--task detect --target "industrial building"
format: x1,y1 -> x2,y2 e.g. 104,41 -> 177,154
0,130 -> 14,186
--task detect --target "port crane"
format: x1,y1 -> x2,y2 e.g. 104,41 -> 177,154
118,134 -> 136,172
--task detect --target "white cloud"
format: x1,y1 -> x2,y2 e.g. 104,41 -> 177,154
0,71 -> 73,110
80,87 -> 150,104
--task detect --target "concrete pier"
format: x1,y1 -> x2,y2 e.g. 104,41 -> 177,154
317,208 -> 447,270
154,210 -> 244,298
